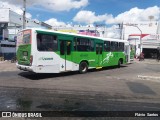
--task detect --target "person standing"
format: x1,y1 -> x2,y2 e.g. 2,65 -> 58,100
139,52 -> 144,61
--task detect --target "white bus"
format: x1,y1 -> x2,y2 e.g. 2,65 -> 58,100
16,28 -> 130,73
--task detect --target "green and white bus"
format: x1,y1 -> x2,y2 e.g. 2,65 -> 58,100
16,28 -> 130,73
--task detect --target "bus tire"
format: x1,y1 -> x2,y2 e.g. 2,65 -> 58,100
79,62 -> 88,74
118,59 -> 122,68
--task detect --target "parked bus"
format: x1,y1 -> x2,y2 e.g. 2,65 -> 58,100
16,28 -> 130,73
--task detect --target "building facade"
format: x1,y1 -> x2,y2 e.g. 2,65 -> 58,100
122,21 -> 160,58
0,8 -> 52,60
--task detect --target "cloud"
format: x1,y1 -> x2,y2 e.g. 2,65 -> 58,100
0,0 -> 89,12
73,6 -> 160,25
0,1 -> 32,18
45,18 -> 66,27
45,0 -> 89,11
109,6 -> 160,24
105,25 -> 120,38
73,10 -> 112,24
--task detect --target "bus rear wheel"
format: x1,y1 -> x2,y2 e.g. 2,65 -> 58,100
79,62 -> 88,74
118,59 -> 122,68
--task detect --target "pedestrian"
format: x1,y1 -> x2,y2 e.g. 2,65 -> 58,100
139,52 -> 144,61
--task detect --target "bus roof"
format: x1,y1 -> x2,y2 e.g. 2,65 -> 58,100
23,28 -> 128,43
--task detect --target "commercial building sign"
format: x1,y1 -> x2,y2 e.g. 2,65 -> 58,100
148,34 -> 160,40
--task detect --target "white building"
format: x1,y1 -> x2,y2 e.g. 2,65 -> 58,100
0,8 -> 52,41
0,8 -> 52,60
122,21 -> 159,40
122,21 -> 160,58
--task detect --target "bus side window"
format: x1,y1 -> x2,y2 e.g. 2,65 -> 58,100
115,42 -> 118,52
104,41 -> 110,52
37,34 -> 47,51
76,38 -> 92,52
119,42 -> 124,51
110,42 -> 114,51
67,41 -> 71,55
74,38 -> 77,51
53,36 -> 58,51
111,42 -> 118,52
96,44 -> 103,54
37,34 -> 57,52
60,41 -> 65,55
90,39 -> 94,51
96,44 -> 99,54
100,45 -> 102,54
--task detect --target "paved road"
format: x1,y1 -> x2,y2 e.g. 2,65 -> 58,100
0,61 -> 160,119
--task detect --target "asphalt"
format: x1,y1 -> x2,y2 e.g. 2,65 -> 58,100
0,60 -> 160,120
1,59 -> 160,77
0,61 -> 18,72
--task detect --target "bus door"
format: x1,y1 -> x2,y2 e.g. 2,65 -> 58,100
60,40 -> 72,71
96,43 -> 103,68
125,44 -> 130,63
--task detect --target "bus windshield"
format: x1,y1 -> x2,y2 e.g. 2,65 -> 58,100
17,30 -> 31,46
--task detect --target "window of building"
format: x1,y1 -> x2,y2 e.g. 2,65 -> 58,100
0,44 -> 16,47
37,34 -> 57,51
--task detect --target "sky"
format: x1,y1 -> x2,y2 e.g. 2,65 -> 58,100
0,0 -> 160,27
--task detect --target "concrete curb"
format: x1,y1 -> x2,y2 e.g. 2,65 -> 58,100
134,60 -> 160,65
138,75 -> 160,80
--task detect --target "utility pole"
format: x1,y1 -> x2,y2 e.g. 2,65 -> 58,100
120,22 -> 123,39
23,0 -> 26,29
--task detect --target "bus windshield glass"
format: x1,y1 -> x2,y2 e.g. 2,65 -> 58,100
17,30 -> 31,46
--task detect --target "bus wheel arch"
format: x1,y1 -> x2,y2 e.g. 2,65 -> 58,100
79,60 -> 89,74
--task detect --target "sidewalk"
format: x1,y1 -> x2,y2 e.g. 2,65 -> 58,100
133,58 -> 160,65
0,61 -> 18,72
132,58 -> 160,80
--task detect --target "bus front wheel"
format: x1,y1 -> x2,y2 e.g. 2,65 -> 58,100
79,62 -> 88,74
